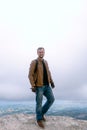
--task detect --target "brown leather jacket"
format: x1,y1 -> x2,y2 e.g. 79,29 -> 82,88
28,58 -> 54,87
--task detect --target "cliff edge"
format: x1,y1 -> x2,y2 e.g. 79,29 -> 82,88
0,114 -> 87,130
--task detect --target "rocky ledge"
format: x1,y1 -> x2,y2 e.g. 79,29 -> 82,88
0,114 -> 87,130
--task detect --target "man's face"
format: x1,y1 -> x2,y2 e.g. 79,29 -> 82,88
37,48 -> 45,58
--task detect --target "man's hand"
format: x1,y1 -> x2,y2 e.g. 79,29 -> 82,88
51,82 -> 55,88
31,87 -> 36,92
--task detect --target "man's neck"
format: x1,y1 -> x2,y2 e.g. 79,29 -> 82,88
38,57 -> 43,61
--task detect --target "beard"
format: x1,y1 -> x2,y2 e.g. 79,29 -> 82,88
39,55 -> 44,58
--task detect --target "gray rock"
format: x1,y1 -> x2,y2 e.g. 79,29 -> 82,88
0,114 -> 87,130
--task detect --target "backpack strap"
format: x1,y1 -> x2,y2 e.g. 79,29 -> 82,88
34,59 -> 38,73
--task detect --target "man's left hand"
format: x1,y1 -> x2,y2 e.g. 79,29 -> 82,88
51,82 -> 55,88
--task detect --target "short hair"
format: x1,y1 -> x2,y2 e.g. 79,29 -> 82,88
37,47 -> 44,51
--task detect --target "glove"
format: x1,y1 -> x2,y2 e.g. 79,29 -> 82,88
51,82 -> 55,88
31,87 -> 36,92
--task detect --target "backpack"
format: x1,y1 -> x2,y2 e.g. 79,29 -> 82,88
34,59 -> 38,73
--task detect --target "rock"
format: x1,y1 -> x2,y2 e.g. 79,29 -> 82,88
0,114 -> 87,130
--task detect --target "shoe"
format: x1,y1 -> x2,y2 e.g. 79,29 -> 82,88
37,120 -> 44,128
42,116 -> 46,122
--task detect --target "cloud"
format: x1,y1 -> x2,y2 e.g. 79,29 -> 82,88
78,84 -> 87,99
0,0 -> 87,100
0,83 -> 30,100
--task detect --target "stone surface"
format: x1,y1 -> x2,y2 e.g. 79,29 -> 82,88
0,114 -> 87,130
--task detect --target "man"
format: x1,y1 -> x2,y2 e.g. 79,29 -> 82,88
28,47 -> 55,128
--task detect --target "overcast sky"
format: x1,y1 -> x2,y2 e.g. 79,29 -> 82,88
0,0 -> 87,101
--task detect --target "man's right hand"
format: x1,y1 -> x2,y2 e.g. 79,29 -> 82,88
31,87 -> 36,92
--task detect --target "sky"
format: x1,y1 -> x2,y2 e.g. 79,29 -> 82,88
0,0 -> 87,101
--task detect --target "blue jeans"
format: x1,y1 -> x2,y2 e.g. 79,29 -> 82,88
36,85 -> 55,121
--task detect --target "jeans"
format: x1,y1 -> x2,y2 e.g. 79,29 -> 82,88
36,85 -> 55,121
